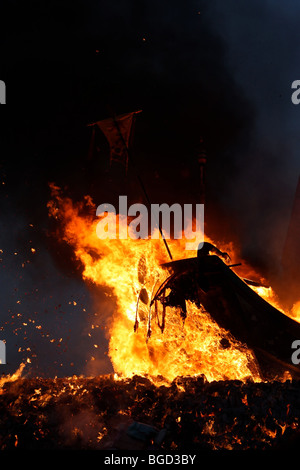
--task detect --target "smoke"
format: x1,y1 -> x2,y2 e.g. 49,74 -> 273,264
203,0 -> 300,275
0,201 -> 112,376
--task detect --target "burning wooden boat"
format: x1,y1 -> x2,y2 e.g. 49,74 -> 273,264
148,242 -> 300,380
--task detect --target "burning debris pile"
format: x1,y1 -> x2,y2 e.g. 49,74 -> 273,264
0,372 -> 300,450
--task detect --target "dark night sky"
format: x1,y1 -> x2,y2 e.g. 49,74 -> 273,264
0,0 -> 300,376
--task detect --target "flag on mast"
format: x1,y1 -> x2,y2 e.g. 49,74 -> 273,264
89,111 -> 142,171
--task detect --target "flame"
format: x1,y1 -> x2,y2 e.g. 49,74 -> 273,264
49,184 -> 295,383
0,362 -> 26,389
250,286 -> 285,313
249,282 -> 300,324
291,301 -> 300,322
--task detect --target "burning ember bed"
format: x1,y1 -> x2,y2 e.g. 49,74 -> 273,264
1,372 -> 300,450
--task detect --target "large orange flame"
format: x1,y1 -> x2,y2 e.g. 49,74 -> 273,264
48,184 -> 296,383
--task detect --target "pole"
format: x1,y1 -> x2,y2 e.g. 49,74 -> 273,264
111,113 -> 173,261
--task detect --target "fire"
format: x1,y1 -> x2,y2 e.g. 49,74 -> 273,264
291,301 -> 300,322
0,362 -> 26,389
47,184 -> 265,383
250,286 -> 285,313
249,282 -> 300,324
